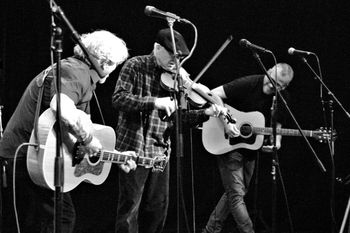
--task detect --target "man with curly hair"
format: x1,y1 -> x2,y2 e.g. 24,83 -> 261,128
0,30 -> 134,233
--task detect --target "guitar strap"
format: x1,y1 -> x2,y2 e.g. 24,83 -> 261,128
33,66 -> 54,145
92,91 -> 106,126
82,55 -> 106,125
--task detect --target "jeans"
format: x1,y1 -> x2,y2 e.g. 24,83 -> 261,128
115,164 -> 169,233
205,151 -> 255,233
0,157 -> 75,233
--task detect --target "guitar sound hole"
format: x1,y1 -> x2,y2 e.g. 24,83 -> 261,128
240,124 -> 252,137
88,154 -> 101,164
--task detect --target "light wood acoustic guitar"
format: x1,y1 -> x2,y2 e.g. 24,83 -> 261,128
27,109 -> 168,192
202,104 -> 336,155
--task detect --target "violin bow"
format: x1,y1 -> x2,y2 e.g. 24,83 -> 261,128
192,35 -> 233,83
190,36 -> 236,123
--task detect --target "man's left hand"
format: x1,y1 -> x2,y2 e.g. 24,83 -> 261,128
118,151 -> 137,173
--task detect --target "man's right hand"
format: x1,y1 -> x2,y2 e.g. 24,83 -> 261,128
224,122 -> 240,138
84,136 -> 102,154
155,97 -> 176,116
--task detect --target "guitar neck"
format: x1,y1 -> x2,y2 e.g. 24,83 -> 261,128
99,150 -> 155,167
253,127 -> 315,138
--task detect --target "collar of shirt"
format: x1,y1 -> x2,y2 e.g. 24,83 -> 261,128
89,68 -> 100,85
71,56 -> 100,85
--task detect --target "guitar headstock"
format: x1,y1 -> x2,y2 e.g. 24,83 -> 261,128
313,127 -> 337,143
151,156 -> 169,172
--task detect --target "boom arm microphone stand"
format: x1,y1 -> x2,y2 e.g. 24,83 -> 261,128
48,3 -> 64,231
46,1 -> 107,232
249,51 -> 326,233
297,56 -> 350,119
296,56 -> 350,233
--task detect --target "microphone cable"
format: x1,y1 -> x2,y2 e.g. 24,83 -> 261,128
12,142 -> 38,233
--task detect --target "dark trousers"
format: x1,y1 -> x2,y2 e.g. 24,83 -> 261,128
115,163 -> 170,233
205,151 -> 256,233
0,157 -> 76,233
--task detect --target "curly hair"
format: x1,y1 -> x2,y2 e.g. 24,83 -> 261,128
74,30 -> 129,65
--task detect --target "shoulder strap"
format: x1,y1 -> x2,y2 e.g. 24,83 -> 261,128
33,66 -> 53,144
93,91 -> 106,125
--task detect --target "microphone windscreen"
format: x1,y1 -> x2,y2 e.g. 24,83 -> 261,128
239,39 -> 248,47
288,47 -> 295,55
144,6 -> 155,16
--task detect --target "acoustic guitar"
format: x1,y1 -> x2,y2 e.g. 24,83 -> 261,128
27,109 -> 168,192
202,104 -> 336,155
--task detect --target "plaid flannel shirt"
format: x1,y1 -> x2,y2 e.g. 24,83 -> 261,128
112,53 -> 209,159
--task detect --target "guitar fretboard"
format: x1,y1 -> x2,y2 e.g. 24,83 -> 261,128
99,151 -> 154,167
251,127 -> 314,137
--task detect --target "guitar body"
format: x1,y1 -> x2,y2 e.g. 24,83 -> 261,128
202,105 -> 265,155
27,109 -> 115,192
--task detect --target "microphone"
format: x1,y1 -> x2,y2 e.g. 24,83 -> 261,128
288,47 -> 314,56
239,39 -> 272,53
144,6 -> 189,23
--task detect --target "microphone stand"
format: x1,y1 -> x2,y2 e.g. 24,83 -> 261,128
252,52 -> 279,233
51,24 -> 64,233
167,20 -> 185,157
48,1 -> 105,78
165,18 -> 186,233
315,54 -> 336,232
48,1 -> 64,232
250,51 -> 326,233
298,56 -> 350,233
46,1 -> 108,232
271,94 -> 278,233
163,14 -> 200,233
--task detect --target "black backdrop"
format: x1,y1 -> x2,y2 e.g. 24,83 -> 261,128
1,0 -> 350,232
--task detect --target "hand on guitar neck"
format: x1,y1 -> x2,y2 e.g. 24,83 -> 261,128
117,151 -> 137,173
75,144 -> 137,173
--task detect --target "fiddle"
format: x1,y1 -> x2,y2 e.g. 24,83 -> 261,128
160,67 -> 236,123
160,68 -> 207,108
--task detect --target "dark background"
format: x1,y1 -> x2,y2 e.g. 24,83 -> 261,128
1,0 -> 350,232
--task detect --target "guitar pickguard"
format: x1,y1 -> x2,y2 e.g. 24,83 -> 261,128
74,158 -> 104,177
